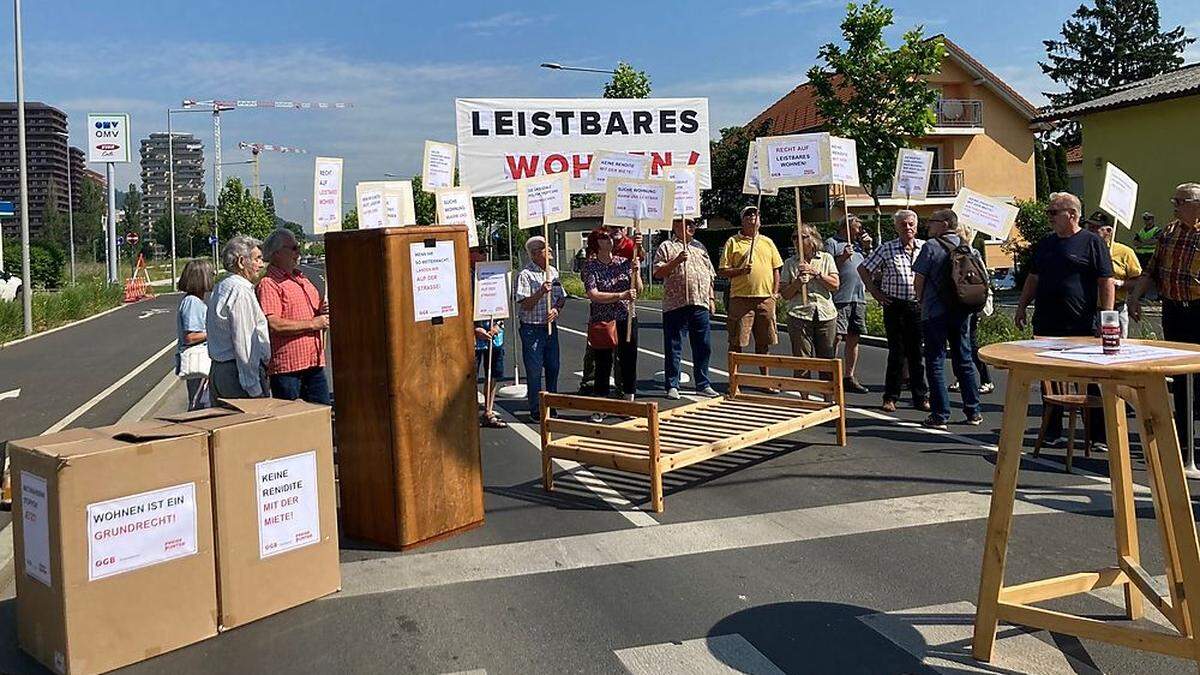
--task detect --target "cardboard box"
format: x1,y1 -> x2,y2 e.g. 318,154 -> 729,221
163,399 -> 341,630
8,422 -> 218,675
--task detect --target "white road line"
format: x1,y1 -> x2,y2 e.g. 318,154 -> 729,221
336,483 -> 1118,597
615,634 -> 785,675
44,340 -> 176,434
117,368 -> 181,424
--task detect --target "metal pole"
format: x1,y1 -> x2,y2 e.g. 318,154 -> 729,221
14,0 -> 33,334
167,110 -> 177,284
106,163 -> 117,282
66,141 -> 74,284
212,109 -> 221,262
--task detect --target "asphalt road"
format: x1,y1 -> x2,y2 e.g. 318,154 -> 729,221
1,261 -> 1197,673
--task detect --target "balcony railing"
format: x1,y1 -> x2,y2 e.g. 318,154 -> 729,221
872,169 -> 964,199
933,99 -> 982,127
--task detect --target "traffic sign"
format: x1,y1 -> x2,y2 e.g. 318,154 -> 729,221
125,232 -> 140,247
0,201 -> 13,217
209,235 -> 219,245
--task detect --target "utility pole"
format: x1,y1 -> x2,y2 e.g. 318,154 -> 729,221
14,0 -> 32,334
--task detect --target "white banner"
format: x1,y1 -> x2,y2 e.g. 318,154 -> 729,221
516,173 -> 571,228
952,187 -> 1018,241
86,113 -> 132,163
87,482 -> 199,581
422,140 -> 457,192
20,471 -> 51,587
312,157 -> 343,235
410,240 -> 459,322
455,98 -> 711,196
355,184 -> 385,230
436,187 -> 479,246
829,136 -> 861,187
473,260 -> 511,320
757,133 -> 831,188
1100,162 -> 1138,228
604,178 -> 675,231
891,148 -> 934,200
256,451 -> 321,559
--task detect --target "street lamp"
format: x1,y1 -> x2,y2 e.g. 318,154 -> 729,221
166,106 -> 213,283
13,0 -> 32,335
539,62 -> 618,75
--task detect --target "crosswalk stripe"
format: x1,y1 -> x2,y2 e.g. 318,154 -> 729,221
614,634 -> 785,675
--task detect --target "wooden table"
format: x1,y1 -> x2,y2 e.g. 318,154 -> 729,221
973,338 -> 1200,665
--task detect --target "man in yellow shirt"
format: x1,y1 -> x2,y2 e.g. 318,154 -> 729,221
719,205 -> 783,371
1085,210 -> 1142,337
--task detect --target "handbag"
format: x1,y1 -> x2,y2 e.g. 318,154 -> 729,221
178,343 -> 211,379
587,320 -> 618,349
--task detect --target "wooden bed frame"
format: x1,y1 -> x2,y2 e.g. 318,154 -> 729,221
539,353 -> 847,512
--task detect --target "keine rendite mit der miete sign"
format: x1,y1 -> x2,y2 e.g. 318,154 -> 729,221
455,98 -> 711,196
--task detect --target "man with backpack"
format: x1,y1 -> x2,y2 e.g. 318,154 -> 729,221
912,209 -> 986,429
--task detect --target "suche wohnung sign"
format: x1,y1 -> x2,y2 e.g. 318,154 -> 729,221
86,113 -> 131,163
455,98 -> 711,196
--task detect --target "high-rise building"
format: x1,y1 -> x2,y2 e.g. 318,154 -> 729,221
139,132 -> 205,223
0,102 -> 83,238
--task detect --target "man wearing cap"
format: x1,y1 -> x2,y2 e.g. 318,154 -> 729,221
654,217 -> 718,399
719,205 -> 783,378
515,236 -> 567,420
1130,183 -> 1200,456
1085,210 -> 1141,337
1134,211 -> 1162,257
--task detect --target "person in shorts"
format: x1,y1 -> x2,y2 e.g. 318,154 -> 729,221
825,214 -> 872,393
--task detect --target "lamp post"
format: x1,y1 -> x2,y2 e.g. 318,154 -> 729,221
14,0 -> 32,335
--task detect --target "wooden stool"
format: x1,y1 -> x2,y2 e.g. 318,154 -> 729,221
974,338 -> 1200,666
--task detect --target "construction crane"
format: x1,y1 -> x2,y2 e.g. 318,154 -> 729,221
180,99 -> 351,239
237,142 -> 308,199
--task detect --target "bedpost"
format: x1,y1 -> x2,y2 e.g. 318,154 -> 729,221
832,358 -> 846,446
647,401 -> 663,513
541,394 -> 554,491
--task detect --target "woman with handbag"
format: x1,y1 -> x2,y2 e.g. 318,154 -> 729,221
176,259 -> 215,410
581,227 -> 642,422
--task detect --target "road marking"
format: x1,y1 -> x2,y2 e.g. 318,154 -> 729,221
337,483 -> 1118,598
43,340 -> 176,434
0,388 -> 19,402
859,601 -> 1101,674
0,294 -> 179,349
615,634 -> 784,675
137,308 -> 169,320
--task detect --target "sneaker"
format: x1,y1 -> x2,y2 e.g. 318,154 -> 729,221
624,394 -> 635,402
922,415 -> 949,430
843,378 -> 869,394
764,387 -> 781,394
881,399 -> 897,413
979,382 -> 996,394
963,412 -> 983,426
666,387 -> 681,400
697,386 -> 720,398
589,413 -> 606,424
915,399 -> 931,412
1091,442 -> 1109,453
948,381 -> 961,392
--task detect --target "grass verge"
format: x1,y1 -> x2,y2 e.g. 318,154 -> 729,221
0,276 -> 124,345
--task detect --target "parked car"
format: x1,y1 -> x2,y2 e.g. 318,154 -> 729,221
0,270 -> 21,302
990,268 -> 1016,291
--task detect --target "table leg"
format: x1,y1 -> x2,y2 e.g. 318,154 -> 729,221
1102,384 -> 1144,620
1140,377 -> 1200,659
973,371 -> 1033,662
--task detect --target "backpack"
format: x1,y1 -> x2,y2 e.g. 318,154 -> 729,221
935,235 -> 989,313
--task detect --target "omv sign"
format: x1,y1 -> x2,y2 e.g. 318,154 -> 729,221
86,113 -> 131,163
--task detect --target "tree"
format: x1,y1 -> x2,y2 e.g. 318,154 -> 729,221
76,178 -> 105,260
341,208 -> 358,231
262,186 -> 277,221
1053,145 -> 1070,195
807,0 -> 944,234
604,62 -> 652,99
121,183 -> 142,232
410,176 -> 437,225
702,123 -> 799,227
1041,0 -> 1193,145
217,177 -> 274,241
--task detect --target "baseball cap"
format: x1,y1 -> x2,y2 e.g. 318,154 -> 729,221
740,205 -> 759,217
1084,210 -> 1113,228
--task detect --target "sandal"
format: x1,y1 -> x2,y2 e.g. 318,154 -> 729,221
481,413 -> 508,429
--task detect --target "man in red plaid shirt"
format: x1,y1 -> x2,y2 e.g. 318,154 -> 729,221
256,228 -> 331,405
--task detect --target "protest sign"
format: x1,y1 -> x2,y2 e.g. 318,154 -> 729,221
473,260 -> 511,320
312,156 -> 343,234
355,183 -> 386,230
255,451 -> 320,559
952,187 -> 1019,240
890,148 -> 934,200
585,150 -> 651,193
516,173 -> 572,228
1099,162 -> 1138,228
455,97 -> 711,195
665,165 -> 700,218
604,178 -> 675,231
87,482 -> 199,580
435,187 -> 479,246
757,133 -> 831,188
359,180 -> 416,227
410,240 -> 459,322
422,140 -> 457,192
829,136 -> 861,187
741,140 -> 778,196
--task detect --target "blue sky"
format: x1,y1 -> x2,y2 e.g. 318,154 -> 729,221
0,0 -> 1195,224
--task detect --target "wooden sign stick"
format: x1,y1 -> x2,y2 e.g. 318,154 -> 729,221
543,211 -> 552,335
747,186 -> 763,269
484,319 -> 494,417
628,217 -> 639,342
795,186 -> 808,304
842,182 -> 851,243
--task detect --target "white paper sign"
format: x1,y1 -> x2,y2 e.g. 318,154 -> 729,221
255,451 -> 321,559
742,141 -> 778,196
436,187 -> 479,246
1100,162 -> 1139,228
410,240 -> 460,322
20,471 -> 51,587
891,148 -> 934,200
312,157 -> 343,235
87,482 -> 198,581
604,178 -> 675,230
585,150 -> 650,193
86,113 -> 132,163
360,180 -> 416,227
473,261 -> 511,320
758,133 -> 830,188
829,136 -> 860,187
665,165 -> 700,218
516,173 -> 571,228
355,185 -> 385,230
952,187 -> 1019,240
422,140 -> 457,192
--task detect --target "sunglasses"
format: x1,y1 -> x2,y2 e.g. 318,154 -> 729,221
1045,208 -> 1073,216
